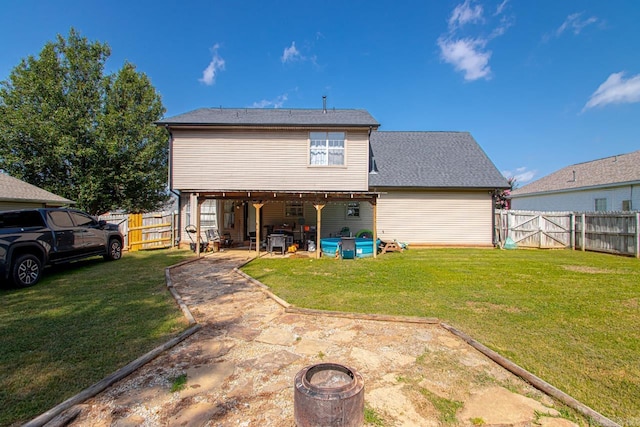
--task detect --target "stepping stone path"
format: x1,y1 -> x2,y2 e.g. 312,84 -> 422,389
69,252 -> 578,426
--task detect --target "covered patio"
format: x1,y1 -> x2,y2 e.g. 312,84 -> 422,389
189,190 -> 380,259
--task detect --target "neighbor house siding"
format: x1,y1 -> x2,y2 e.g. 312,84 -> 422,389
0,201 -> 44,210
376,190 -> 494,245
511,184 -> 640,212
171,128 -> 370,192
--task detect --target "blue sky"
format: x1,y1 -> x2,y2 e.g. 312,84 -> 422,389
1,0 -> 639,185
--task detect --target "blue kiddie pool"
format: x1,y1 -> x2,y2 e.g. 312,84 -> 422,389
320,237 -> 379,258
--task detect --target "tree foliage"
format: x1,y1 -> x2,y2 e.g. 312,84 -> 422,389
0,28 -> 169,215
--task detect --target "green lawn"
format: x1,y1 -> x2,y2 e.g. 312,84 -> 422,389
0,249 -> 194,427
241,248 -> 640,424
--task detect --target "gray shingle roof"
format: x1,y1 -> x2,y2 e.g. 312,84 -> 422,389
369,131 -> 509,189
510,149 -> 640,197
157,108 -> 380,127
0,173 -> 75,205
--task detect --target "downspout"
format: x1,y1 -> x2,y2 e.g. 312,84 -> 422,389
491,189 -> 497,247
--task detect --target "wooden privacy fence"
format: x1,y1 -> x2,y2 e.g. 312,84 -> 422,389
495,210 -> 640,258
98,212 -> 178,251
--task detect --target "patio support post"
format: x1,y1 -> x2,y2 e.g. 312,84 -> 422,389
372,200 -> 378,259
253,202 -> 264,256
314,203 -> 325,259
196,195 -> 203,257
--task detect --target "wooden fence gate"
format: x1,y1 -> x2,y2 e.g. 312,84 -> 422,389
495,210 -> 640,258
99,212 -> 178,252
496,210 -> 572,249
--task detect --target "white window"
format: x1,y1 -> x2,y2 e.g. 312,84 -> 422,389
310,132 -> 345,166
595,198 -> 607,212
622,200 -> 632,211
285,201 -> 304,218
346,202 -> 360,218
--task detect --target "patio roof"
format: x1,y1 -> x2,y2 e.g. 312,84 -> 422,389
193,190 -> 380,203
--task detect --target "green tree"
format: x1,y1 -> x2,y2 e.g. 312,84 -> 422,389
0,28 -> 169,215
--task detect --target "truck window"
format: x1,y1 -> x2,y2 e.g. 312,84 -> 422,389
0,211 -> 46,228
48,211 -> 74,228
69,211 -> 96,227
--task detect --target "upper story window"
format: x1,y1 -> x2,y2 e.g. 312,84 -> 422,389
310,132 -> 345,166
595,198 -> 607,212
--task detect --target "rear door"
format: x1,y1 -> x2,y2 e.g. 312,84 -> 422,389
46,210 -> 83,260
68,211 -> 106,255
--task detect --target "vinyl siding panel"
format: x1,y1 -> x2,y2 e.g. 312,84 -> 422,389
172,128 -> 370,192
376,190 -> 494,245
0,201 -> 44,210
510,185 -> 640,212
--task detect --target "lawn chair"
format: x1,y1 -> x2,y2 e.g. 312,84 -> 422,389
185,225 -> 208,252
205,228 -> 221,251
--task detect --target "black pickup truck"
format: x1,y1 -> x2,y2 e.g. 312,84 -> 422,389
0,208 -> 123,287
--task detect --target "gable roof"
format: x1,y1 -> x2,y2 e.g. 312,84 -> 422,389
510,149 -> 640,197
0,173 -> 75,206
369,131 -> 509,189
157,108 -> 380,128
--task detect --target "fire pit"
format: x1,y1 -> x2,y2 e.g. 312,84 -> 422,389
294,363 -> 364,427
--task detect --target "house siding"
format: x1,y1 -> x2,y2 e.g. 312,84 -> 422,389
376,190 -> 494,245
171,128 -> 370,192
0,201 -> 44,210
511,184 -> 640,212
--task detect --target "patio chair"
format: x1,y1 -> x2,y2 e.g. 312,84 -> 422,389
268,234 -> 287,255
205,228 -> 221,251
339,226 -> 351,237
248,231 -> 257,251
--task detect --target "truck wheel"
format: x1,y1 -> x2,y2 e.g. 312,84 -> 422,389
104,238 -> 122,261
12,254 -> 42,287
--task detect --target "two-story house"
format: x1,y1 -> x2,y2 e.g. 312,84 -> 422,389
157,107 -> 508,256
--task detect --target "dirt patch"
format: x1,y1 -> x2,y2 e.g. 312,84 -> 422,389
465,301 -> 525,314
562,265 -> 614,274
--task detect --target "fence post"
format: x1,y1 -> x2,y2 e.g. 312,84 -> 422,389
581,213 -> 586,252
570,213 -> 575,250
538,214 -> 543,249
636,212 -> 640,259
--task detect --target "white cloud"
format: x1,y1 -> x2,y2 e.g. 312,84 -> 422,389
439,0 -> 511,81
438,37 -> 492,81
250,94 -> 288,109
199,44 -> 225,86
502,167 -> 536,184
449,0 -> 484,30
281,41 -> 303,63
556,12 -> 598,36
544,12 -> 599,41
495,0 -> 509,16
583,72 -> 640,111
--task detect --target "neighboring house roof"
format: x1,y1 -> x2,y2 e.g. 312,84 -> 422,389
511,149 -> 640,197
157,108 -> 380,128
369,131 -> 509,189
0,173 -> 75,206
